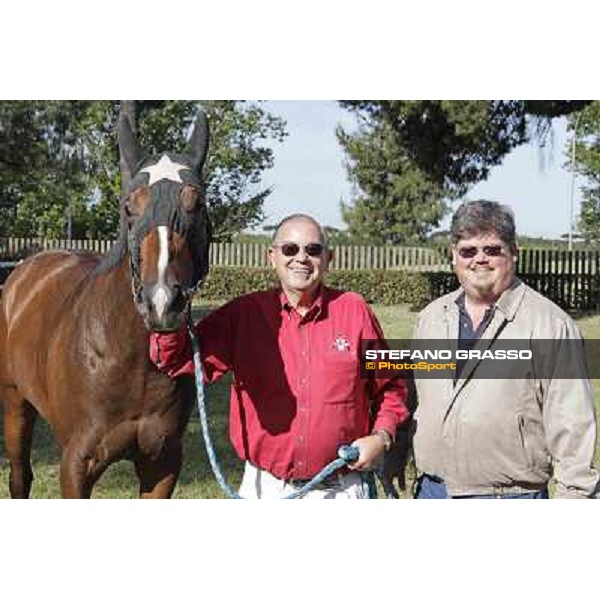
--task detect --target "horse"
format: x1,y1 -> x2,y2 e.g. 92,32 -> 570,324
0,113 -> 211,498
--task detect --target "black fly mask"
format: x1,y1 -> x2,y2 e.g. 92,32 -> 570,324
118,113 -> 212,324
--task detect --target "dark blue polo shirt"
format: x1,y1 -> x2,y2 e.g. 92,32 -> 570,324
455,292 -> 495,380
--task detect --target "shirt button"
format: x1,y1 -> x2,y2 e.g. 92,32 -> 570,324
298,436 -> 304,443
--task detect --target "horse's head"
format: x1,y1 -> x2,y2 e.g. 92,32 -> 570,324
119,113 -> 212,332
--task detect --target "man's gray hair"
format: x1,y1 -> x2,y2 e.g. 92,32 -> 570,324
271,213 -> 328,246
451,200 -> 516,245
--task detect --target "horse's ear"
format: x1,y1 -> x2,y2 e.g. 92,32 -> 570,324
187,112 -> 210,172
118,114 -> 142,175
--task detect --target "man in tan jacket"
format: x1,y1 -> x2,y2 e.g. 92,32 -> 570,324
412,200 -> 599,498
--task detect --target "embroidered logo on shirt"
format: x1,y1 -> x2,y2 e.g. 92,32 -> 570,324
333,336 -> 351,352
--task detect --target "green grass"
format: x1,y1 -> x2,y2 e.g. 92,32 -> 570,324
1,304 -> 598,498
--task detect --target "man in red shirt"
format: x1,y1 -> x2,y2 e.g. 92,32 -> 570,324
150,214 -> 409,498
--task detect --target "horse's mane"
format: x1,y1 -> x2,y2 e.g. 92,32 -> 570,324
93,211 -> 129,276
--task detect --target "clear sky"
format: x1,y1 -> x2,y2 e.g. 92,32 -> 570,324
258,100 -> 581,240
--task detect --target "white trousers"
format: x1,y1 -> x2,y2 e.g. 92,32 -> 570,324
238,462 -> 369,499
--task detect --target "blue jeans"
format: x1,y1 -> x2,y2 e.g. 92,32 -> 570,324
415,474 -> 549,499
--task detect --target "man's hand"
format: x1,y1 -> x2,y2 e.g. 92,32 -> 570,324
348,434 -> 386,471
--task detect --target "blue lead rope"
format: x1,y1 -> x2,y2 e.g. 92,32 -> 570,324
187,322 -> 362,499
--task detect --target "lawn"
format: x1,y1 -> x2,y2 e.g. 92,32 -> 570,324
1,304 -> 598,498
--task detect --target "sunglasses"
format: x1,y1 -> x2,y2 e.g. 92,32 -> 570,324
272,242 -> 325,257
457,245 -> 505,259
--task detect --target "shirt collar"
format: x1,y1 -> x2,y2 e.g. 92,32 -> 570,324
452,278 -> 524,319
493,278 -> 525,320
454,290 -> 495,316
454,289 -> 496,314
277,284 -> 327,320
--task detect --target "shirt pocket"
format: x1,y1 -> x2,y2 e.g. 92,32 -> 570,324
320,350 -> 359,404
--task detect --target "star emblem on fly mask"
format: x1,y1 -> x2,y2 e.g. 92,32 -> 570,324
140,154 -> 190,186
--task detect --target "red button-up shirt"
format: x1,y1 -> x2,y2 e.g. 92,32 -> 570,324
150,286 -> 409,480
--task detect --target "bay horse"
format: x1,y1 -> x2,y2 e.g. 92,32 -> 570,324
0,113 -> 211,498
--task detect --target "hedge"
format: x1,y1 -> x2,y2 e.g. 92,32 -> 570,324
198,266 -> 452,309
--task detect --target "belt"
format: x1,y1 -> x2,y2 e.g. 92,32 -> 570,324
485,486 -> 549,499
287,472 -> 347,490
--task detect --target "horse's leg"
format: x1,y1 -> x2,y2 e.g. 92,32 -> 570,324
3,390 -> 38,498
59,444 -> 90,498
61,422 -> 142,498
134,444 -> 183,499
59,433 -> 106,499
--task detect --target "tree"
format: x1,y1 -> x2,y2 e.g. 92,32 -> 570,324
338,100 -> 591,244
0,101 -> 94,237
0,101 -> 287,240
567,101 -> 600,245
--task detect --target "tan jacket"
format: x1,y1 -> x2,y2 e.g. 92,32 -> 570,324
412,279 -> 599,498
